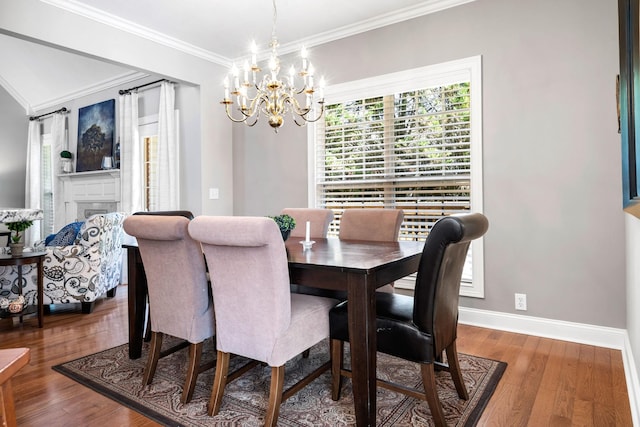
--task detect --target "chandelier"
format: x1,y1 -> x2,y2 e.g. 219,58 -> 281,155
221,0 -> 325,131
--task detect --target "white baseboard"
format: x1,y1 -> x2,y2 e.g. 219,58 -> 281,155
458,307 -> 639,425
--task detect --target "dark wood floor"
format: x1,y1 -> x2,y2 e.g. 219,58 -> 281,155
0,285 -> 633,426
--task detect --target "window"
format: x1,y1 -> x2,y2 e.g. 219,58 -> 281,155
619,0 -> 640,206
143,136 -> 158,210
139,115 -> 159,211
310,56 -> 484,297
41,134 -> 54,238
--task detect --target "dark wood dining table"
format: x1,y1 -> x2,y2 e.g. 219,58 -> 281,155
124,236 -> 424,427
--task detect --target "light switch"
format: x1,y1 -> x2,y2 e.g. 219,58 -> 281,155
209,188 -> 219,199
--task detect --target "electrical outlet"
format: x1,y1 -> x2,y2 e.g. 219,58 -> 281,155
515,293 -> 527,311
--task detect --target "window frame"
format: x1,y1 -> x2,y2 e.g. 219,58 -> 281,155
307,56 -> 485,298
619,0 -> 640,206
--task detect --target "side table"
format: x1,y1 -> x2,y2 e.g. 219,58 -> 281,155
0,252 -> 45,328
0,347 -> 30,427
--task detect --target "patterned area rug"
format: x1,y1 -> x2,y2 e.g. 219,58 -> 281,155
53,338 -> 505,426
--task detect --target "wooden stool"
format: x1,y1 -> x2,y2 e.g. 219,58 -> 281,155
0,348 -> 30,427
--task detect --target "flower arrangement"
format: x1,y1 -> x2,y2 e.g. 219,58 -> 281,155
268,214 -> 296,240
6,220 -> 34,244
60,150 -> 73,159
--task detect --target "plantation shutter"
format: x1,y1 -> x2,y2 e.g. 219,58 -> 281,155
41,136 -> 54,238
316,82 -> 471,237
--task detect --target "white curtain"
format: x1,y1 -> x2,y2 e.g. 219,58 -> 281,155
155,81 -> 179,210
51,113 -> 66,230
25,120 -> 42,245
119,92 -> 143,215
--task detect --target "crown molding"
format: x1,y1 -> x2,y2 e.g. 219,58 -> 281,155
40,0 -> 230,66
31,70 -> 149,113
42,0 -> 474,66
274,0 -> 476,57
0,73 -> 32,114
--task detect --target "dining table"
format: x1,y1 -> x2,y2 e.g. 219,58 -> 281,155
124,236 -> 424,427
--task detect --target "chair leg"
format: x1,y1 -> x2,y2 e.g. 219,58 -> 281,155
302,348 -> 310,358
143,332 -> 163,386
264,365 -> 285,427
81,301 -> 95,314
181,342 -> 203,404
445,341 -> 468,400
421,363 -> 447,427
106,287 -> 117,298
330,339 -> 344,400
208,351 -> 230,416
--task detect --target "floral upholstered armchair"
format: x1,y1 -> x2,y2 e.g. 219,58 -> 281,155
0,212 -> 126,313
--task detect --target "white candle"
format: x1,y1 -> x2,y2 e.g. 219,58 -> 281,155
305,221 -> 310,242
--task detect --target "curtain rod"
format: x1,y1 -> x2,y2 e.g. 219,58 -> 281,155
29,107 -> 68,121
119,79 -> 170,95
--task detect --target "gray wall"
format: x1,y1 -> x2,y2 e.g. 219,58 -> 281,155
0,85 -> 28,207
0,0 -> 627,330
233,0 -> 626,328
0,0 -> 233,218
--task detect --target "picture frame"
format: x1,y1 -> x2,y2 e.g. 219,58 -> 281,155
76,99 -> 115,172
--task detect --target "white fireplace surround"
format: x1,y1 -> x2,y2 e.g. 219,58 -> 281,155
59,170 -> 121,228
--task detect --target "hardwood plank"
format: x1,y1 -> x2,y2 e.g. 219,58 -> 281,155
0,287 -> 632,426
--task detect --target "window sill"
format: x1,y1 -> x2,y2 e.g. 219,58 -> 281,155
624,199 -> 640,220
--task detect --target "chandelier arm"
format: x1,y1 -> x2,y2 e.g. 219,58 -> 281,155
294,101 -> 325,123
285,95 -> 312,116
224,103 -> 253,123
224,102 -> 262,126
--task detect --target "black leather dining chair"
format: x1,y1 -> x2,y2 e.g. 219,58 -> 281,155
328,212 -> 489,427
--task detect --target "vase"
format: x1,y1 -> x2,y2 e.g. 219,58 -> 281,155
9,243 -> 24,257
61,158 -> 73,173
281,230 -> 291,241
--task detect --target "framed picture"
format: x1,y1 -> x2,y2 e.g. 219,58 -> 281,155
76,99 -> 115,172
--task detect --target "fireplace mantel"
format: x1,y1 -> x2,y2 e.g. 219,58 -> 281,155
58,169 -> 121,225
58,169 -> 120,181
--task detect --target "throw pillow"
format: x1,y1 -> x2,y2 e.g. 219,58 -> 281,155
46,221 -> 84,246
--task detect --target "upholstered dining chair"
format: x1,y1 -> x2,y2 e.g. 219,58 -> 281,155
188,216 -> 337,426
339,208 -> 404,293
131,210 -> 196,340
338,208 -> 404,242
0,231 -> 10,247
329,212 -> 489,427
280,208 -> 334,239
133,210 -> 194,220
123,215 -> 214,404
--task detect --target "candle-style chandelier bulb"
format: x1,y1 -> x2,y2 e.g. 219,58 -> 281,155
220,0 -> 325,132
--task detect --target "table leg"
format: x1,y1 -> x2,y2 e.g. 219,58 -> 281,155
16,265 -> 23,325
127,248 -> 147,359
37,259 -> 43,328
346,272 -> 377,427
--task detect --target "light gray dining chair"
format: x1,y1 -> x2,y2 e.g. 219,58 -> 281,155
188,216 -> 337,426
280,208 -> 334,239
339,208 -> 404,293
123,215 -> 215,404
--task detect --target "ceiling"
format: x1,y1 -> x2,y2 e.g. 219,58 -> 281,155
0,0 -> 472,114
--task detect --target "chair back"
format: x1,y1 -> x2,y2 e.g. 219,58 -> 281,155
0,231 -> 10,247
413,213 -> 489,354
123,215 -> 213,343
188,216 -> 291,363
78,212 -> 126,290
133,210 -> 194,220
281,208 -> 334,239
338,208 -> 404,242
